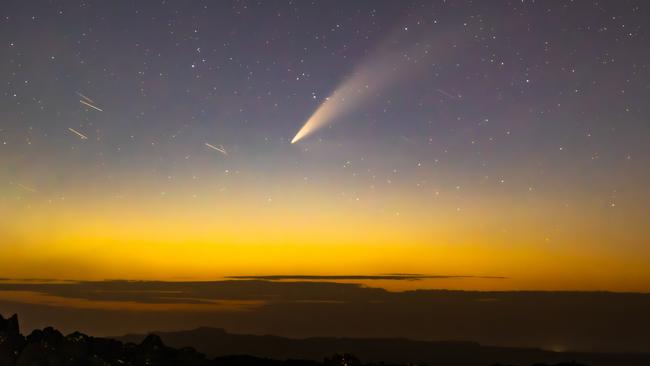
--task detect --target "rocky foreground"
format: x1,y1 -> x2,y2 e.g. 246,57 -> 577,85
1,313 -> 585,366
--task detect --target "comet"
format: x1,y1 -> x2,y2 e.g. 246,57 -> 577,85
290,60 -> 397,144
291,28 -> 462,144
79,99 -> 103,112
204,142 -> 228,156
68,127 -> 88,140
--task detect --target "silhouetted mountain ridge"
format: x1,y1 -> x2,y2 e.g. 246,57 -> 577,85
0,313 -> 646,366
116,326 -> 650,366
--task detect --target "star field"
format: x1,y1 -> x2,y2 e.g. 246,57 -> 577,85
1,1 -> 649,291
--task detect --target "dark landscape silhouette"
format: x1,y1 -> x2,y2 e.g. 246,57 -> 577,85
3,313 -> 650,366
2,280 -> 650,353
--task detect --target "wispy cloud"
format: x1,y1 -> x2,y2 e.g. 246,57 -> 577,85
226,274 -> 507,281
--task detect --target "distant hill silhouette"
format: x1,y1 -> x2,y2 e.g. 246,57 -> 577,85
3,312 -> 649,366
116,327 -> 650,366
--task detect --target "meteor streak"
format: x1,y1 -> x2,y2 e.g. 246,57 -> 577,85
76,92 -> 96,104
16,183 -> 37,193
436,88 -> 458,99
204,142 -> 228,156
79,99 -> 103,112
68,127 -> 89,140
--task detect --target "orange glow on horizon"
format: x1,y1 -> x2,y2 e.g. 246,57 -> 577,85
2,175 -> 649,293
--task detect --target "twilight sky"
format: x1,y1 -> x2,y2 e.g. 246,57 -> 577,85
1,1 -> 649,292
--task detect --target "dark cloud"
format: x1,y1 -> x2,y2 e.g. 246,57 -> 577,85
225,274 -> 507,281
0,279 -> 385,304
0,275 -> 505,305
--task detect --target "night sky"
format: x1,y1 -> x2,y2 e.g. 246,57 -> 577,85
1,1 -> 649,292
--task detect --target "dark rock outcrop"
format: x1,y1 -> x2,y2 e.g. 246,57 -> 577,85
0,315 -> 19,336
0,314 -> 25,366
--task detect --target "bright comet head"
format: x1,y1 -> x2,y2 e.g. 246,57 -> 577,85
291,107 -> 327,144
